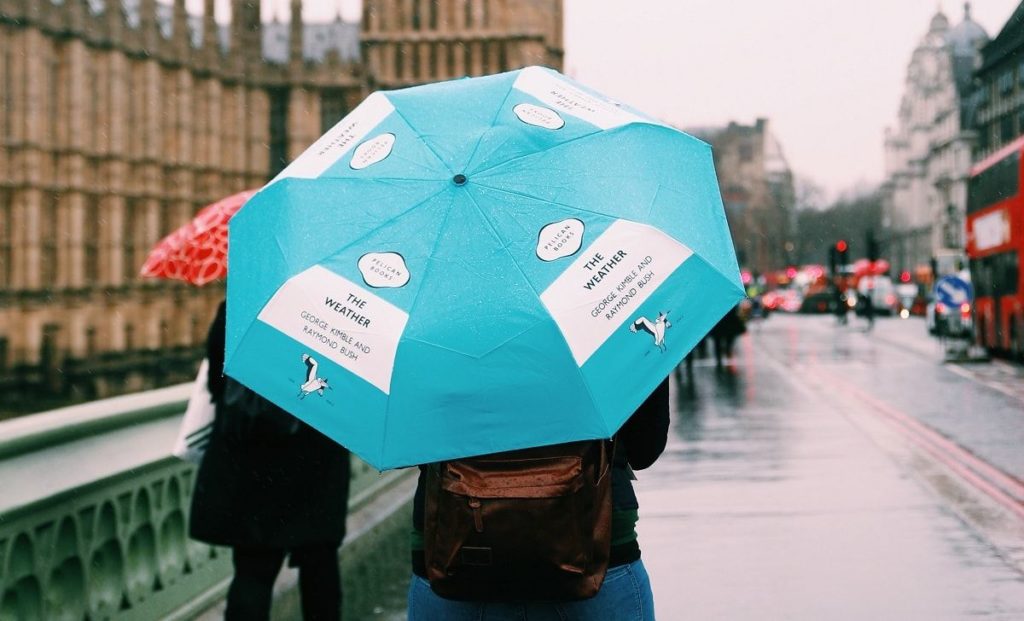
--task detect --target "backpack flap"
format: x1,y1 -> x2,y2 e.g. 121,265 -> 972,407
424,440 -> 613,602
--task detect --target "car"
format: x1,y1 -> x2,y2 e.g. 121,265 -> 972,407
799,290 -> 834,314
926,297 -> 974,338
855,275 -> 898,316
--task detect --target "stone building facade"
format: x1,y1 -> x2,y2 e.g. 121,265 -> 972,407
881,6 -> 988,283
688,118 -> 796,276
0,0 -> 563,412
972,2 -> 1024,159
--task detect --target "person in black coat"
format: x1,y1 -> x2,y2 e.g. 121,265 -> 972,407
189,301 -> 351,621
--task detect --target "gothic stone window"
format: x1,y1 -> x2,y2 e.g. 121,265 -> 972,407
0,188 -> 10,288
320,90 -> 348,133
40,192 -> 59,286
83,194 -> 99,284
123,198 -> 140,283
268,88 -> 290,179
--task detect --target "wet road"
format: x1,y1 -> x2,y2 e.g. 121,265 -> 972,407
374,313 -> 1024,620
640,313 -> 1024,620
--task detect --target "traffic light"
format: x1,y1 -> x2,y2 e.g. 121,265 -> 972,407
866,231 -> 879,262
835,239 -> 848,267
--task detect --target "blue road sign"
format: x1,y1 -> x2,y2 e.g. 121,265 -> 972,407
934,275 -> 973,308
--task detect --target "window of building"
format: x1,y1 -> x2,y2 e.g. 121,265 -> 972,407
396,43 -> 406,79
124,323 -> 135,351
977,123 -> 991,153
412,0 -> 422,29
427,44 -> 437,80
447,43 -> 457,78
40,192 -> 58,286
0,188 -> 10,288
320,90 -> 348,133
85,327 -> 96,357
998,70 -> 1014,96
1000,114 -> 1014,143
86,53 -> 99,151
123,198 -> 139,283
41,323 -> 60,369
464,42 -> 473,76
160,319 -> 170,349
483,0 -> 490,27
2,45 -> 12,140
428,0 -> 438,29
739,143 -> 754,162
0,336 -> 8,372
464,0 -> 473,28
48,44 -> 63,148
83,194 -> 99,284
412,44 -> 422,80
498,41 -> 508,72
268,88 -> 290,179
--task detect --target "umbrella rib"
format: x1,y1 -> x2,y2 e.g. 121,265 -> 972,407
462,190 -> 610,438
386,104 -> 454,176
471,181 -> 647,221
469,123 -> 627,179
472,182 -> 744,300
376,191 -> 458,467
300,184 -> 450,275
461,79 -> 518,174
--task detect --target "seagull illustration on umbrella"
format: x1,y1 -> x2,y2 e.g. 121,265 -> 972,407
298,354 -> 331,398
630,312 -> 672,352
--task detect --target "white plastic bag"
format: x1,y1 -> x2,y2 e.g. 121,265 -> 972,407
172,358 -> 215,464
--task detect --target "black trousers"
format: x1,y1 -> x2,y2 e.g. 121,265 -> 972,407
225,545 -> 342,621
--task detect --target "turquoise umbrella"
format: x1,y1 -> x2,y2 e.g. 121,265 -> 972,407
226,66 -> 743,470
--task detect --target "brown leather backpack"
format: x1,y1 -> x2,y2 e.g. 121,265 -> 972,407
423,439 -> 613,601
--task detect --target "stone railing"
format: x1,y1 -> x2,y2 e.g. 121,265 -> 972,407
0,386 -> 414,620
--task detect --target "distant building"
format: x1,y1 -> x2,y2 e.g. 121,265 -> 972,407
688,118 -> 795,276
881,5 -> 988,282
971,1 -> 1024,158
0,0 -> 563,412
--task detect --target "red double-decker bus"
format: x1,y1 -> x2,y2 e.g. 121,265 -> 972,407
966,135 -> 1024,360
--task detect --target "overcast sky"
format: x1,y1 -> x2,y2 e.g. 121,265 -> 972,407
202,0 -> 1022,199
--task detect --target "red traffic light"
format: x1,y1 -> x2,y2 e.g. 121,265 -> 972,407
836,240 -> 848,253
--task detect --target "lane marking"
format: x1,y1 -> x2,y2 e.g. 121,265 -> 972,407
750,320 -> 1024,522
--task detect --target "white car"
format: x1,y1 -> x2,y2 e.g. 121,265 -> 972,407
856,276 -> 897,315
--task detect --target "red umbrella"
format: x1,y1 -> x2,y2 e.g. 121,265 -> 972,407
140,189 -> 257,286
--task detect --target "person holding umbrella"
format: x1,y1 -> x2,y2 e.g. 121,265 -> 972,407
407,379 -> 670,619
140,194 -> 351,620
189,300 -> 351,621
222,67 -> 744,618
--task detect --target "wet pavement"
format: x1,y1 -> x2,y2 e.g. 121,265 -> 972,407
374,313 -> 1024,620
640,313 -> 1024,620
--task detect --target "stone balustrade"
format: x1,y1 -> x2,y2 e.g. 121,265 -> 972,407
0,385 -> 414,620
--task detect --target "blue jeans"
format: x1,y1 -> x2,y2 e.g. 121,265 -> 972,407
407,559 -> 655,620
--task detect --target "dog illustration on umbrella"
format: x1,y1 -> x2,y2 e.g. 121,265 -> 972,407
630,312 -> 672,352
298,353 -> 331,398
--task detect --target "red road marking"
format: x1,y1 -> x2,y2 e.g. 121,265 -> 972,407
810,365 -> 1024,521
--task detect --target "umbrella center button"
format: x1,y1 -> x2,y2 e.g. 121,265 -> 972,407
452,174 -> 468,186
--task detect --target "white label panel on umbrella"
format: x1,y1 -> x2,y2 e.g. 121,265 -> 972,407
270,93 -> 395,183
540,220 -> 693,366
258,265 -> 409,394
513,66 -> 645,130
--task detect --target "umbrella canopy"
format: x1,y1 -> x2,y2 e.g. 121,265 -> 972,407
225,67 -> 743,470
140,189 -> 257,286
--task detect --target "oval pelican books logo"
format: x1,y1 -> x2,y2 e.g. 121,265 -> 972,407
513,103 -> 565,130
350,133 -> 397,170
358,252 -> 410,288
536,219 -> 584,261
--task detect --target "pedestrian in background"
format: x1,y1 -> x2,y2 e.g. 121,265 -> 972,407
189,301 -> 351,621
711,304 -> 746,369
